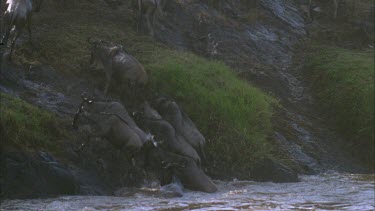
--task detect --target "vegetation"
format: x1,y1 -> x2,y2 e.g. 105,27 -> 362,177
149,52 -> 276,173
0,93 -> 68,153
305,45 -> 374,163
9,1 -> 276,175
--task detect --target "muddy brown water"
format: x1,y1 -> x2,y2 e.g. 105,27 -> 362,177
1,173 -> 373,211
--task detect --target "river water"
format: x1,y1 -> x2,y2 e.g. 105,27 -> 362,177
1,173 -> 373,211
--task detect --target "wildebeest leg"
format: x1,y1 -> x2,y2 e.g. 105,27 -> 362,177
104,68 -> 113,96
146,7 -> 156,37
9,29 -> 20,60
129,80 -> 137,101
199,145 -> 207,166
0,14 -> 3,44
27,15 -> 32,44
137,0 -> 143,33
1,28 -> 10,46
34,0 -> 44,12
332,0 -> 338,19
156,0 -> 165,17
308,0 -> 313,23
121,145 -> 138,167
1,14 -> 11,46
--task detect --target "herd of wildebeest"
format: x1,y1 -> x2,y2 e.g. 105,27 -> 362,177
0,0 -> 219,194
0,0 -> 344,194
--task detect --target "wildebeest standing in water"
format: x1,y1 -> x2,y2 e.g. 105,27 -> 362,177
88,38 -> 148,98
1,0 -> 43,59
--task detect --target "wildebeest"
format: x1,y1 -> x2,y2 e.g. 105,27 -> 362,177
133,0 -> 166,37
72,94 -> 150,160
143,143 -> 217,193
0,0 -> 43,58
136,101 -> 202,166
88,38 -> 148,97
155,97 -> 207,161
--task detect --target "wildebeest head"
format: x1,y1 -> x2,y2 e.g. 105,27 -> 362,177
72,92 -> 96,129
142,101 -> 162,119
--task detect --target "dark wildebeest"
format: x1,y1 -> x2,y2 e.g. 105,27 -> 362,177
1,0 -> 43,58
72,94 -> 151,162
141,140 -> 217,193
155,97 -> 207,161
88,38 -> 148,97
135,101 -> 202,166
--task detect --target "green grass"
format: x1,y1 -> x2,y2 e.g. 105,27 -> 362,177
148,52 -> 277,172
11,1 -> 277,175
0,93 -> 68,152
305,46 -> 374,162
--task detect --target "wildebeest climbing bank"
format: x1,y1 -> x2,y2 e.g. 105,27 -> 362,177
0,0 -> 373,208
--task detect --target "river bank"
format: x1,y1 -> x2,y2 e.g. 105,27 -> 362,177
0,0 -> 373,200
1,173 -> 374,210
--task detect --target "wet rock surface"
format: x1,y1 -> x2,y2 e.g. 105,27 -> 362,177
0,149 -> 77,198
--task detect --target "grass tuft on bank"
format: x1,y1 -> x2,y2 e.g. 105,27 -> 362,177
305,46 -> 374,163
149,52 -> 277,173
0,93 -> 68,152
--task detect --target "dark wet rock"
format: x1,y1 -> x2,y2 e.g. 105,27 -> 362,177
0,149 -> 77,198
155,0 -> 305,82
260,0 -> 306,34
72,168 -> 111,196
274,132 -> 319,174
250,158 -> 299,183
